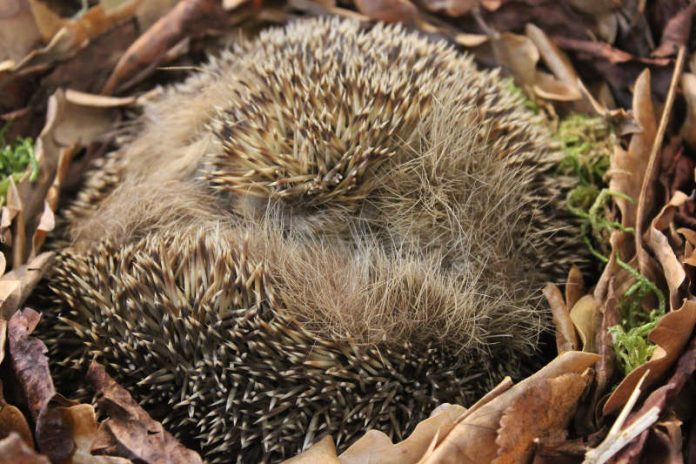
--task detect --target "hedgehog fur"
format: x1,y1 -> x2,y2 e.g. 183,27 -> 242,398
40,17 -> 584,463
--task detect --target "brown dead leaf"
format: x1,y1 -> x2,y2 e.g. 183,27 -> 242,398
570,295 -> 600,353
0,432 -> 49,463
37,399 -> 129,464
525,24 -> 581,100
604,300 -> 696,414
544,283 -> 578,353
0,0 -> 42,63
0,252 -> 53,319
0,381 -> 33,448
647,192 -> 689,305
493,373 -> 590,463
609,69 -> 656,233
653,3 -> 694,58
7,308 -> 54,420
101,0 -> 229,95
418,351 -> 599,463
354,0 -> 417,23
284,435 -> 340,463
680,73 -> 696,148
338,404 -> 467,464
421,0 -> 480,17
491,32 -> 539,88
86,361 -> 203,464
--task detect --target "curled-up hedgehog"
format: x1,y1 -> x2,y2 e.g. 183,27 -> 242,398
40,17 -> 585,463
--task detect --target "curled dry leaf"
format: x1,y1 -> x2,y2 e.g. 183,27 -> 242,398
283,435 -> 340,463
0,432 -> 49,464
86,361 -> 203,464
7,307 -> 54,420
680,72 -> 696,148
646,191 -> 689,304
38,401 -> 129,464
338,404 -> 466,464
101,0 -> 229,95
0,252 -> 53,319
353,0 -> 417,23
0,0 -> 41,63
603,300 -> 696,414
421,0 -> 480,17
493,373 -> 590,463
0,381 -> 33,449
417,352 -> 599,463
544,283 -> 579,353
525,23 -> 581,101
610,69 -> 656,233
569,295 -> 600,353
27,0 -> 141,53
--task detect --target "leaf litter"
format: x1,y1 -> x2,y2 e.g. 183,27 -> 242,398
0,0 -> 695,463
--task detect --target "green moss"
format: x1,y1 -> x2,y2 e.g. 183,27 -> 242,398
0,124 -> 39,207
609,260 -> 665,374
557,114 -> 665,375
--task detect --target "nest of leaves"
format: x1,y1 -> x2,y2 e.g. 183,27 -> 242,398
0,1 -> 695,463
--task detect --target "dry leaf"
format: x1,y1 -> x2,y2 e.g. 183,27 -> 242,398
544,283 -> 578,353
0,382 -> 33,448
0,0 -> 42,63
418,352 -> 599,463
525,23 -> 581,100
87,361 -> 203,464
338,404 -> 467,464
0,432 -> 49,463
354,0 -> 417,23
284,436 -> 340,463
646,192 -> 689,305
491,32 -> 539,88
7,308 -> 54,420
493,373 -> 590,463
0,252 -> 54,319
101,0 -> 228,95
680,72 -> 696,148
609,69 -> 656,232
569,295 -> 600,353
421,0 -> 479,16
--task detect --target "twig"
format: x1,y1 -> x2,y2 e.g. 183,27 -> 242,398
583,370 -> 657,464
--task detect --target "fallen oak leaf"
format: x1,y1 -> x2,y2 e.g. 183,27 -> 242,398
0,252 -> 53,319
284,435 -> 340,463
86,361 -> 203,464
0,432 -> 49,464
493,373 -> 591,463
418,351 -> 600,463
338,404 -> 467,464
544,283 -> 579,353
354,0 -> 417,23
0,380 -> 33,448
100,0 -> 229,95
570,295 -> 600,353
7,307 -> 54,420
646,191 -> 690,305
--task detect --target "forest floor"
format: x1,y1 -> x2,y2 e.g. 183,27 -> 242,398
0,0 -> 695,463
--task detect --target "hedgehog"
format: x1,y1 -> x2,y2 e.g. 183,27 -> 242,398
38,17 -> 585,463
